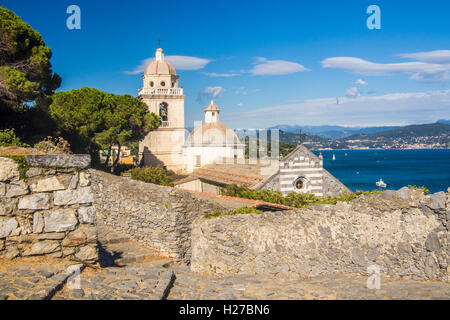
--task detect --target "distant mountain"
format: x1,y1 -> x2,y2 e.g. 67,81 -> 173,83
437,119 -> 450,125
268,124 -> 402,139
342,123 -> 450,140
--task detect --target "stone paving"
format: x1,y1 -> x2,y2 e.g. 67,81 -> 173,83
167,265 -> 450,300
53,260 -> 174,300
0,258 -> 81,300
0,225 -> 449,300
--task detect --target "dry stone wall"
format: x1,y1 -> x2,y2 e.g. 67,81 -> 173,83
0,155 -> 98,263
90,169 -> 228,263
191,187 -> 449,282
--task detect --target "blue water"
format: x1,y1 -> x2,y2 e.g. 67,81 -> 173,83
312,149 -> 450,193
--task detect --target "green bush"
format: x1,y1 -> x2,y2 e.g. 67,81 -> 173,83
204,206 -> 263,219
0,128 -> 29,147
123,166 -> 174,187
408,185 -> 431,195
34,136 -> 72,154
219,184 -> 381,209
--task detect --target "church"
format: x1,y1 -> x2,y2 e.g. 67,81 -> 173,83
138,46 -> 244,174
138,46 -> 349,197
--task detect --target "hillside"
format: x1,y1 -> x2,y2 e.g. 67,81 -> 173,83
339,123 -> 450,149
344,123 -> 450,139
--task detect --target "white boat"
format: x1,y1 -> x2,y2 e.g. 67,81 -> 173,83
332,154 -> 336,161
376,179 -> 387,188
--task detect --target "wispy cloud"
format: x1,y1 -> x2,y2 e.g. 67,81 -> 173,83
237,103 -> 244,107
125,55 -> 211,74
204,72 -> 240,77
398,50 -> 450,64
250,57 -> 310,76
345,86 -> 360,98
197,86 -> 224,104
322,52 -> 450,83
222,90 -> 450,127
354,79 -> 367,85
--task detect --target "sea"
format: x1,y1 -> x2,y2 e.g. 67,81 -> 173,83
312,149 -> 450,193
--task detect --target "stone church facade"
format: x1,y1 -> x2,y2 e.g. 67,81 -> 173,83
259,145 -> 350,196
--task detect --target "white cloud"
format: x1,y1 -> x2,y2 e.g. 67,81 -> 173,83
345,86 -> 360,98
125,55 -> 211,74
237,103 -> 244,107
398,50 -> 450,64
222,90 -> 450,127
236,86 -> 247,95
250,57 -> 310,75
166,56 -> 211,70
322,56 -> 450,83
354,79 -> 367,85
204,72 -> 240,77
197,86 -> 224,103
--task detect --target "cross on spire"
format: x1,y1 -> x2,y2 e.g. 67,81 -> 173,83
158,38 -> 161,48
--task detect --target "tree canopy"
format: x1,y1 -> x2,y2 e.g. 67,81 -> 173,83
0,6 -> 61,109
48,87 -> 159,169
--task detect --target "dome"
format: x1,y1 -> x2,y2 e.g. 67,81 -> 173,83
186,122 -> 241,145
204,101 -> 220,112
144,48 -> 177,76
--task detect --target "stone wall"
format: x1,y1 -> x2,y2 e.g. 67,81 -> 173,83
90,169 -> 228,263
0,155 -> 98,263
191,188 -> 449,282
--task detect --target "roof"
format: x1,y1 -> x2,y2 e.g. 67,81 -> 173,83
175,162 -> 278,188
174,187 -> 294,211
185,122 -> 242,145
204,101 -> 220,112
144,48 -> 177,76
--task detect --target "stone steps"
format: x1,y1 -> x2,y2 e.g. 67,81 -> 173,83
96,224 -> 170,267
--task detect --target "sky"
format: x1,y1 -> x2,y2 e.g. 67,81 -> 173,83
2,0 -> 450,129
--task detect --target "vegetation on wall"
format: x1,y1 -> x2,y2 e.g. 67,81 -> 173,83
408,185 -> 431,195
220,184 -> 381,209
123,166 -> 174,187
204,206 -> 263,219
34,136 -> 72,154
0,128 -> 29,147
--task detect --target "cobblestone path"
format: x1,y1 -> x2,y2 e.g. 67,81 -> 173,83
0,226 -> 448,300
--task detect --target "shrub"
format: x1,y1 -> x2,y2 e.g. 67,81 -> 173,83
123,166 -> 174,186
219,184 -> 382,209
0,128 -> 29,147
204,206 -> 263,219
408,185 -> 431,195
34,136 -> 72,154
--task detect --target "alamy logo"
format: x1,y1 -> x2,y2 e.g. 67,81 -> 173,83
66,265 -> 81,290
66,5 -> 81,30
366,265 -> 381,289
366,5 -> 381,30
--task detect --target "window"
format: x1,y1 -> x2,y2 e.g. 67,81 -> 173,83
171,82 -> 175,88
293,177 -> 306,190
150,81 -> 154,87
195,155 -> 201,167
159,102 -> 168,122
160,81 -> 166,87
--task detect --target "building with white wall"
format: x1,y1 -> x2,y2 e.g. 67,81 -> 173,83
182,101 -> 245,173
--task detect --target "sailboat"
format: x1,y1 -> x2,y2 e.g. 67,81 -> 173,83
376,179 -> 387,188
332,154 -> 336,161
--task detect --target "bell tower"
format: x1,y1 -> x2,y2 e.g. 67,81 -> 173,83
138,46 -> 186,172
